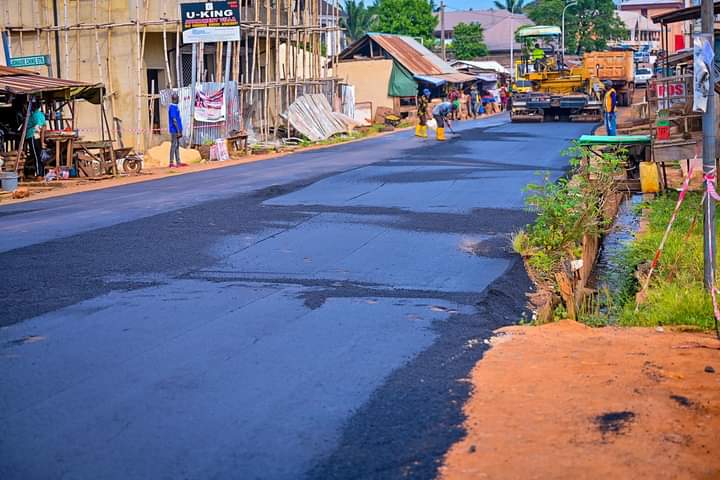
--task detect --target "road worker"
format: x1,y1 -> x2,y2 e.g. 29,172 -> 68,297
603,80 -> 617,136
432,100 -> 457,141
416,88 -> 431,138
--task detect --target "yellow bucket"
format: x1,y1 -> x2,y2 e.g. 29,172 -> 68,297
639,162 -> 660,193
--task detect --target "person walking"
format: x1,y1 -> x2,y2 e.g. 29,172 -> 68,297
416,88 -> 430,138
168,93 -> 187,168
603,80 -> 617,136
432,100 -> 456,141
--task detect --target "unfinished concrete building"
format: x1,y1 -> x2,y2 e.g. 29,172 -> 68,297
1,0 -> 342,150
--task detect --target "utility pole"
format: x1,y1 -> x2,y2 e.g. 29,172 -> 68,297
440,1 -> 446,61
509,5 -> 516,81
702,0 -> 717,290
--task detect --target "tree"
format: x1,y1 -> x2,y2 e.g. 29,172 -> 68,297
373,0 -> 438,43
451,23 -> 488,60
494,0 -> 526,13
341,0 -> 377,42
525,0 -> 626,53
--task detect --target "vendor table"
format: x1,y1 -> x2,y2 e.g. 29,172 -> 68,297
45,131 -> 79,170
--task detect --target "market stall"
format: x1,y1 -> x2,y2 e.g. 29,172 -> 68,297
0,65 -> 114,185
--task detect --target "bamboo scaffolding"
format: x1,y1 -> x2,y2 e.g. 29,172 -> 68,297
63,0 -> 69,78
3,0 -> 342,147
75,0 -> 80,80
135,0 -> 143,149
162,0 -> 173,88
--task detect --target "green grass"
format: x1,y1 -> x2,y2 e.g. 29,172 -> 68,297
616,192 -> 719,331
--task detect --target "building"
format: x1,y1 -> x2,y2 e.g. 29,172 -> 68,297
619,0 -> 686,53
434,9 -> 533,53
616,11 -> 662,49
434,9 -> 533,69
1,0 -> 341,151
335,33 -> 476,121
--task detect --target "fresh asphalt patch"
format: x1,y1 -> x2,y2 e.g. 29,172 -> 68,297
307,256 -> 533,480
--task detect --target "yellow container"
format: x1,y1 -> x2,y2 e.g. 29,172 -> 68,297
639,162 -> 660,193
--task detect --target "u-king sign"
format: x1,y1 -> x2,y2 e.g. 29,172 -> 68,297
181,1 -> 241,44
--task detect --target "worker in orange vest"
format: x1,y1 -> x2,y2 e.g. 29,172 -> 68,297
603,81 -> 617,136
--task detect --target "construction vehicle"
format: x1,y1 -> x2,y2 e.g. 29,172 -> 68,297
511,25 -> 603,123
584,50 -> 635,106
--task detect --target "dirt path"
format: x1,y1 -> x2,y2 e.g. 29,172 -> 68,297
440,321 -> 720,479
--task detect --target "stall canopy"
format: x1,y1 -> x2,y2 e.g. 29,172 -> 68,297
0,65 -> 103,103
516,25 -> 562,38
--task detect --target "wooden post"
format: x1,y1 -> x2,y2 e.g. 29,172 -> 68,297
15,100 -> 34,175
162,0 -> 173,88
176,2 -> 182,88
134,0 -> 143,150
75,0 -> 80,80
190,42 -> 197,145
555,267 -> 577,321
63,0 -> 69,78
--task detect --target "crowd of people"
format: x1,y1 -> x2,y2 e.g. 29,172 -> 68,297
415,83 -> 512,141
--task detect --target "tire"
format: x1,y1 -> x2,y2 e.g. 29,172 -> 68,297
122,156 -> 142,174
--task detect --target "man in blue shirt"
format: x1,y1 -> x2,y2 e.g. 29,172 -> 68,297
168,93 -> 187,168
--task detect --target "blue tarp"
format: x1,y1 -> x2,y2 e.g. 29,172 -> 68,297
414,75 -> 447,86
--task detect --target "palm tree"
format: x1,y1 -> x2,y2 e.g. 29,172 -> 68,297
340,0 -> 377,42
494,0 -> 526,13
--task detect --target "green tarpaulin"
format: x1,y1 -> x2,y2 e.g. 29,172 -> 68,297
577,135 -> 652,146
388,61 -> 417,97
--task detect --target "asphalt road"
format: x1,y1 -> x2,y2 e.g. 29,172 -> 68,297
0,115 -> 593,480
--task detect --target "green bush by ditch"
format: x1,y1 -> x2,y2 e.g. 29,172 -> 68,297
617,192 -> 719,331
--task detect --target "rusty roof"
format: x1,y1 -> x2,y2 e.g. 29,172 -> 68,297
0,65 -> 39,77
0,65 -> 103,102
368,33 -> 455,76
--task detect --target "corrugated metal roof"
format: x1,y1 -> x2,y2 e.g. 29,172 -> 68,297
0,65 -> 39,77
0,66 -> 102,100
451,60 -> 508,74
368,33 -> 456,76
414,72 -> 479,85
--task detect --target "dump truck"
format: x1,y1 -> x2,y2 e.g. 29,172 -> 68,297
511,26 -> 603,123
583,50 -> 635,106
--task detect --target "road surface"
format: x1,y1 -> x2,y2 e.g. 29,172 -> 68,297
0,115 -> 593,479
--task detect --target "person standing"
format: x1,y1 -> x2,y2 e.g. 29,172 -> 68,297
168,93 -> 187,168
432,100 -> 456,141
25,101 -> 47,178
416,88 -> 430,138
500,85 -> 509,112
448,88 -> 460,120
603,81 -> 617,136
469,85 -> 479,118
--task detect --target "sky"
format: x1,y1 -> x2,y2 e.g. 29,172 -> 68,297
444,0 -> 500,10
